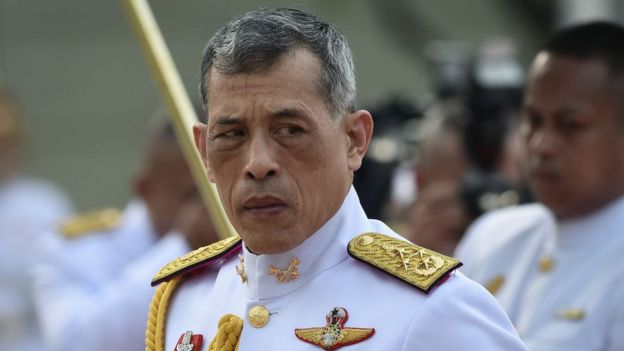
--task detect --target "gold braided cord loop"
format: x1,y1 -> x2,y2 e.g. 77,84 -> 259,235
207,314 -> 244,351
145,276 -> 183,351
145,281 -> 167,351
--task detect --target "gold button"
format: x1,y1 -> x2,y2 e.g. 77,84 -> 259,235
357,235 -> 374,246
555,309 -> 585,321
484,275 -> 505,295
539,256 -> 555,272
248,305 -> 270,328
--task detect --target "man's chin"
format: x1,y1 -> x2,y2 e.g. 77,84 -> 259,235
534,192 -> 578,219
243,235 -> 302,255
236,223 -> 292,251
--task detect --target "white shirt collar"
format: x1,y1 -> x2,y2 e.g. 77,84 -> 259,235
242,186 -> 373,300
557,195 -> 624,249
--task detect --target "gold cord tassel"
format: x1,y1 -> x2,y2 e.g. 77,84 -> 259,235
207,314 -> 244,351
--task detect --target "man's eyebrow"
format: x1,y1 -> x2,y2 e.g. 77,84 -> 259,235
553,107 -> 583,119
210,108 -> 311,125
271,107 -> 310,120
212,116 -> 243,126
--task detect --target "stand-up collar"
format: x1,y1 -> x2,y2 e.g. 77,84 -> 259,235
242,186 -> 373,300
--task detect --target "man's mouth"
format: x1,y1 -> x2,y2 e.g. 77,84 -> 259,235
530,168 -> 560,183
528,158 -> 560,184
243,195 -> 287,216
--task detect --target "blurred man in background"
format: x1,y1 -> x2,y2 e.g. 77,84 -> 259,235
403,55 -> 531,255
402,101 -> 471,255
33,114 -> 220,351
456,22 -> 624,350
0,87 -> 73,351
367,39 -> 531,255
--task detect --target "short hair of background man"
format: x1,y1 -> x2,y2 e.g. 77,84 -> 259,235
542,21 -> 624,116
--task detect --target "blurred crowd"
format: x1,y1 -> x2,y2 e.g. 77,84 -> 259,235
0,94 -> 220,350
355,38 -> 533,256
2,13 -> 624,351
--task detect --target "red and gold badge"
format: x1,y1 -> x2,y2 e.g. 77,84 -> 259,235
174,331 -> 203,351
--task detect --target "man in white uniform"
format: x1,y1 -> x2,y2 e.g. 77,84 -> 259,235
0,87 -> 73,351
146,8 -> 528,351
33,117 -> 219,351
455,22 -> 624,351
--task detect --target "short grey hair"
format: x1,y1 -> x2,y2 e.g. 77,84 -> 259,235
199,7 -> 357,118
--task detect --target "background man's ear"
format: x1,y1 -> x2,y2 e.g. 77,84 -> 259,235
132,172 -> 150,201
345,110 -> 373,172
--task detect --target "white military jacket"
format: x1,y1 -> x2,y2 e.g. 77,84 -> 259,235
0,176 -> 72,351
33,201 -> 191,351
153,188 -> 527,351
456,198 -> 624,351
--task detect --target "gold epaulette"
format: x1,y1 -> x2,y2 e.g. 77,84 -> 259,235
348,233 -> 462,294
58,208 -> 122,239
151,236 -> 242,286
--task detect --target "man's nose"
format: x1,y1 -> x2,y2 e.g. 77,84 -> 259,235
528,128 -> 560,159
244,136 -> 280,180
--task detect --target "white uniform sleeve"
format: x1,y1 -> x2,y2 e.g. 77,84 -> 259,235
33,233 -> 190,351
402,272 -> 528,351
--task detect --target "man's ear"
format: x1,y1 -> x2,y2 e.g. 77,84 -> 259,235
132,171 -> 150,201
344,110 -> 373,173
193,122 -> 215,182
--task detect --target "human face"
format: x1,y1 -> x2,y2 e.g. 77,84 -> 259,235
138,144 -> 198,236
194,49 -> 372,254
415,128 -> 467,190
521,53 -> 624,219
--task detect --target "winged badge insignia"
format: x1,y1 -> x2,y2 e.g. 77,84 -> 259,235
295,307 -> 374,350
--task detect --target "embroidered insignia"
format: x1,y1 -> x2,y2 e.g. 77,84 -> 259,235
555,308 -> 585,321
484,275 -> 505,295
58,208 -> 121,239
235,254 -> 247,283
151,236 -> 242,286
295,307 -> 374,350
348,233 -> 462,293
269,256 -> 300,283
175,331 -> 203,351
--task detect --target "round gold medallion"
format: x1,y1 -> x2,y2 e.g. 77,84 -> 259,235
357,235 -> 374,246
248,305 -> 270,328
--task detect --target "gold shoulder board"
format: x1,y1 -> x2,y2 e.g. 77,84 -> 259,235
59,208 -> 121,239
348,233 -> 462,294
151,236 -> 242,286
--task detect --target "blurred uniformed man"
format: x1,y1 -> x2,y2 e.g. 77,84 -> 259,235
33,116 -> 219,351
456,22 -> 624,351
146,8 -> 528,351
0,87 -> 73,351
